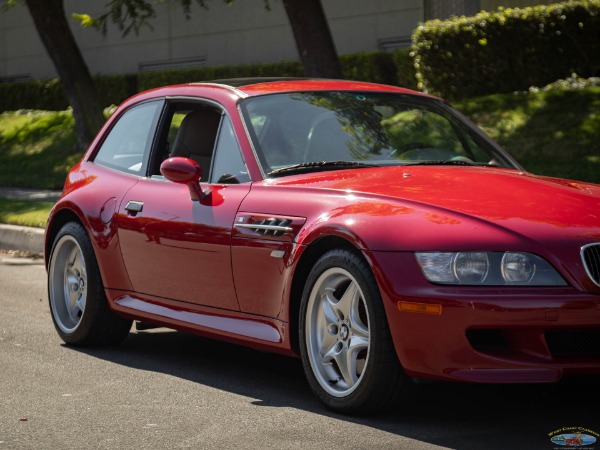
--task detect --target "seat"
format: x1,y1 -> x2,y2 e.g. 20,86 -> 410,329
170,110 -> 221,181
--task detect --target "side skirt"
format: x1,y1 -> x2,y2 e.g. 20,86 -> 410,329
107,289 -> 297,357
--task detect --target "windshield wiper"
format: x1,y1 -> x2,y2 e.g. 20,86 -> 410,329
267,161 -> 378,178
405,159 -> 484,166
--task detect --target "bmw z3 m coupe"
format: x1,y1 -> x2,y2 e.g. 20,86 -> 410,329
45,79 -> 600,414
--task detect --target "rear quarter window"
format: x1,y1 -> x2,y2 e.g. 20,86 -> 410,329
93,101 -> 162,174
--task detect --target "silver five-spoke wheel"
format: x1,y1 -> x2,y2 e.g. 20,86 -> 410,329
299,249 -> 409,414
47,222 -> 132,346
49,235 -> 87,334
305,267 -> 370,397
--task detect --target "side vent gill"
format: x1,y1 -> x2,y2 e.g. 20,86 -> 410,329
235,218 -> 293,237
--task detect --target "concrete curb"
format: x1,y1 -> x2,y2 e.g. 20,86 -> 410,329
0,224 -> 44,254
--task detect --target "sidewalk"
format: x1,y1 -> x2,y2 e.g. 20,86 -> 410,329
0,187 -> 62,254
0,187 -> 61,202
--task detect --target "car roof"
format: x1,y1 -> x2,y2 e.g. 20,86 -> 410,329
191,78 -> 428,97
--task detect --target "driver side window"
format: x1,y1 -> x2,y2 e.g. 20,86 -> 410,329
210,116 -> 250,184
152,102 -> 249,184
167,107 -> 221,181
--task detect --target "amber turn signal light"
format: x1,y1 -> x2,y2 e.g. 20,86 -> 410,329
398,301 -> 442,315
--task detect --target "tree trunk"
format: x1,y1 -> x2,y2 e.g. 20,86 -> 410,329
24,0 -> 105,150
282,0 -> 342,79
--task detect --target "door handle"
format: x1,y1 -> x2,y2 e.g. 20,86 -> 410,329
125,201 -> 144,216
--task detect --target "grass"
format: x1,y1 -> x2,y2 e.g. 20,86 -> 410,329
0,110 -> 80,190
0,85 -> 598,229
0,198 -> 54,228
455,87 -> 600,184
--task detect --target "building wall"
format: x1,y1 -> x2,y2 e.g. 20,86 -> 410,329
0,0 -> 422,81
0,0 -> 555,82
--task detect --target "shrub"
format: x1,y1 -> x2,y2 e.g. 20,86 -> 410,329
392,48 -> 418,90
0,74 -> 136,112
412,0 -> 600,99
94,74 -> 138,107
0,79 -> 68,111
340,51 -> 399,85
1,50 -> 418,112
137,61 -> 304,91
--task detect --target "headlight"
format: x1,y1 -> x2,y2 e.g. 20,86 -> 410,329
415,252 -> 566,286
453,252 -> 489,283
501,252 -> 535,283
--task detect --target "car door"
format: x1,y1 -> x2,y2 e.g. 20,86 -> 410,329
85,99 -> 164,290
115,102 -> 251,311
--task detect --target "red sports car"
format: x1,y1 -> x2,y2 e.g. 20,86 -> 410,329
45,79 -> 600,413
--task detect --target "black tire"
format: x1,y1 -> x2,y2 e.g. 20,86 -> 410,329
47,222 -> 132,346
299,249 -> 411,414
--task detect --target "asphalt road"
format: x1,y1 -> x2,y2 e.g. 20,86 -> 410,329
1,257 -> 598,450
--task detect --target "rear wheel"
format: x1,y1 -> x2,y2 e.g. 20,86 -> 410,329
299,249 -> 410,414
48,222 -> 131,346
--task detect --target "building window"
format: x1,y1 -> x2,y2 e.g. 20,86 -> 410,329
139,57 -> 207,72
378,36 -> 412,51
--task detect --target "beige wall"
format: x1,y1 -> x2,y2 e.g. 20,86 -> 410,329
0,0 -> 422,80
0,0 -> 564,81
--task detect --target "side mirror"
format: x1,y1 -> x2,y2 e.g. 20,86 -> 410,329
160,157 -> 205,201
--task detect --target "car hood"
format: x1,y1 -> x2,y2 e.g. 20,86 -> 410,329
272,166 -> 600,243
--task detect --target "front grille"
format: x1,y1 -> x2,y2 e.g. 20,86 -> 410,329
546,330 -> 600,356
582,243 -> 600,287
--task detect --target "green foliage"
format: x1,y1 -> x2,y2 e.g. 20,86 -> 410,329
392,48 -> 419,90
0,110 -> 79,189
455,86 -> 600,183
340,51 -> 399,85
93,73 -> 138,106
0,50 -> 417,112
138,61 -> 305,90
0,79 -> 69,111
413,0 -> 600,99
0,198 -> 54,228
0,74 -> 136,113
528,72 -> 600,92
138,51 -> 414,91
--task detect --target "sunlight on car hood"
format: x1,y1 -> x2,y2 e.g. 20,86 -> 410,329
270,165 -> 600,234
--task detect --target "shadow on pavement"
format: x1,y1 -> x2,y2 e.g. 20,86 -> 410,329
71,328 -> 600,450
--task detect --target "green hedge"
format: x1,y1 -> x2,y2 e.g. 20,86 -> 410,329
0,51 -> 417,112
137,61 -> 304,91
340,51 -> 399,85
392,48 -> 419,90
0,74 -> 136,112
94,73 -> 138,106
0,79 -> 68,111
412,0 -> 600,99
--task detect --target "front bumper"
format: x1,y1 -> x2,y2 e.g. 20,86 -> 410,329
369,252 -> 600,383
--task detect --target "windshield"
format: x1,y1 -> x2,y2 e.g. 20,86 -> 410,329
240,91 -> 519,177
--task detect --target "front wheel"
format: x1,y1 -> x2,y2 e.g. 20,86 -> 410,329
299,249 -> 410,414
48,222 -> 132,346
